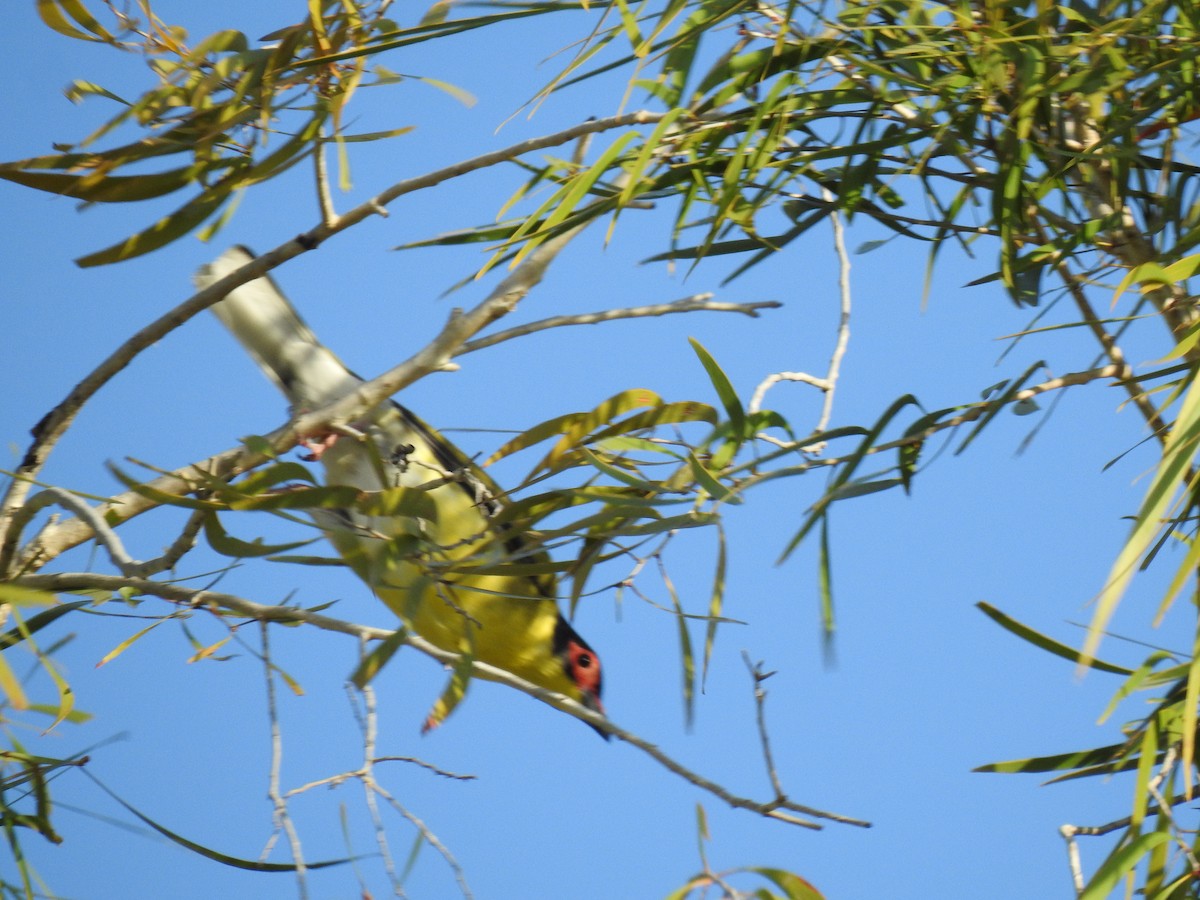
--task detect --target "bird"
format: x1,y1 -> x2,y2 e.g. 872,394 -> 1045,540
195,246 -> 606,735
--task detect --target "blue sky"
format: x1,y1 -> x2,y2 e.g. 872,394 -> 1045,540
1,3 -> 1181,898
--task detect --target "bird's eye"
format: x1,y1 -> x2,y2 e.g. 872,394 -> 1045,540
576,653 -> 592,669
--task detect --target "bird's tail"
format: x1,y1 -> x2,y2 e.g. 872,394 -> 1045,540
196,246 -> 361,409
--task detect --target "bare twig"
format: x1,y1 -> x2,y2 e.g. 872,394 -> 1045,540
314,127 -> 337,228
458,297 -> 781,356
277,673 -> 473,897
748,193 -> 850,444
1060,824 -> 1085,896
371,757 -> 476,781
750,373 -> 831,409
353,655 -> 404,896
817,197 -> 852,434
7,488 -> 205,580
1144,746 -> 1200,872
16,570 -> 870,830
260,622 -> 308,898
1030,214 -> 1170,445
741,653 -> 785,801
369,780 -> 472,899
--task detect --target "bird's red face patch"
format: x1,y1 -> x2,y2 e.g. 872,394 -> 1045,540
566,639 -> 604,714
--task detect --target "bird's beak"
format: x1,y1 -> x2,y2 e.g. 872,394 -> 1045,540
582,692 -> 610,741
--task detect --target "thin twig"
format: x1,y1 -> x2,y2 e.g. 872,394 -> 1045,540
369,780 -> 473,899
261,622 -> 308,898
314,127 -> 337,227
741,653 -> 785,800
343,665 -> 469,898
371,757 -> 477,781
353,655 -> 404,896
1143,746 -> 1199,872
7,488 -> 205,579
16,570 -> 870,830
1032,215 -> 1169,445
12,488 -> 144,577
817,196 -> 852,435
748,192 -> 850,439
1060,824 -> 1085,896
749,372 -> 829,412
458,297 -> 781,356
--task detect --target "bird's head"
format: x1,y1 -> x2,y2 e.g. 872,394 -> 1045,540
554,616 -> 608,739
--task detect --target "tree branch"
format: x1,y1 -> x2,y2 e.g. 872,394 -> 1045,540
14,571 -> 870,830
457,297 -> 781,356
0,109 -> 686,573
738,363 -> 1133,479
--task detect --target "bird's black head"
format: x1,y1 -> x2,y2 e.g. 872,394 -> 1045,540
554,616 -> 608,740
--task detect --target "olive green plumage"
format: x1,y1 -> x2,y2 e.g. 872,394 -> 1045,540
197,247 -> 604,731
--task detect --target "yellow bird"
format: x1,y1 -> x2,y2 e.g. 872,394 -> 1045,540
196,247 -> 605,733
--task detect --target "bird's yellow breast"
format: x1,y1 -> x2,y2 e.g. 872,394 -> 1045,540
318,413 -> 579,699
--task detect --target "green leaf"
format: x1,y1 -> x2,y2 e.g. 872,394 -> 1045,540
976,603 -> 1132,675
0,163 -> 232,203
687,452 -> 738,503
339,126 -> 417,143
82,770 -> 357,871
37,0 -> 115,42
0,585 -> 58,607
106,464 -> 223,511
422,648 -> 474,732
701,527 -> 726,689
231,461 -> 317,495
0,601 -> 89,652
0,652 -> 28,711
1084,368 -> 1200,666
779,395 -> 919,561
202,513 -> 312,558
974,742 -> 1128,775
744,867 -> 826,900
75,184 -> 236,267
97,620 -> 168,667
818,517 -> 834,652
349,629 -> 408,689
898,438 -> 921,494
689,338 -> 745,439
227,484 -> 360,511
412,75 -> 477,108
664,563 -> 696,729
1079,831 -> 1171,900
